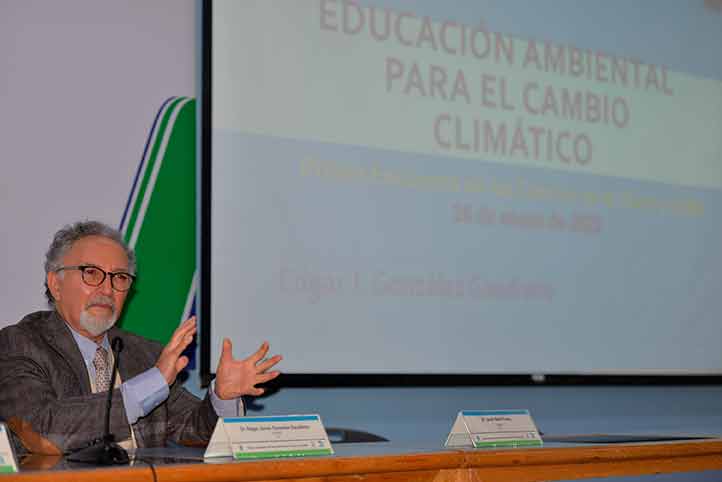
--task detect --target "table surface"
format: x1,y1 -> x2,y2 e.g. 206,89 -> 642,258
8,436 -> 722,482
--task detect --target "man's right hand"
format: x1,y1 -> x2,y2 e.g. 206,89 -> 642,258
156,316 -> 196,386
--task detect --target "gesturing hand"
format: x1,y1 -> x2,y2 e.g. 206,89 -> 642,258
156,316 -> 196,386
214,339 -> 282,400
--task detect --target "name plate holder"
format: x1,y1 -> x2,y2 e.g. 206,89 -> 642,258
445,410 -> 543,449
0,423 -> 19,473
204,414 -> 334,460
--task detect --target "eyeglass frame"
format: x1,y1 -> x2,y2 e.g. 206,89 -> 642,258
54,264 -> 136,292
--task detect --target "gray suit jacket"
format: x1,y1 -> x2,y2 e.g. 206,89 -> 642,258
0,310 -> 217,453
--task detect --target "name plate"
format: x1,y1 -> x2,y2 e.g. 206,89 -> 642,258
204,414 -> 334,459
0,423 -> 18,473
445,410 -> 543,448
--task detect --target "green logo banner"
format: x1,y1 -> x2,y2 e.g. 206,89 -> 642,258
119,97 -> 197,350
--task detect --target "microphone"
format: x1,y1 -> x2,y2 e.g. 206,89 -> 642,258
67,337 -> 130,465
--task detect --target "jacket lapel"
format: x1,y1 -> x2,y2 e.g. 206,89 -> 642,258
41,311 -> 93,395
107,328 -> 151,382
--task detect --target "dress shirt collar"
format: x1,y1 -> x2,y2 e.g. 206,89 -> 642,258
64,321 -> 111,368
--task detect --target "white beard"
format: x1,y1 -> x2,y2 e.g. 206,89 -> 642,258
79,305 -> 117,337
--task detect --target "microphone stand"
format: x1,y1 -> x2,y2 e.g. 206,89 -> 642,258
67,337 -> 130,465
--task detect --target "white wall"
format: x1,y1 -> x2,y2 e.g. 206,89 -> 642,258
0,0 -> 195,326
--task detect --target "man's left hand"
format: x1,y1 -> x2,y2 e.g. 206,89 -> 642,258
214,339 -> 282,400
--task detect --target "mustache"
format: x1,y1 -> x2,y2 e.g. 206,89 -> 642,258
85,295 -> 116,313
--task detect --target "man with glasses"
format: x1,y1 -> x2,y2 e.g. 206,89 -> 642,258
0,221 -> 282,455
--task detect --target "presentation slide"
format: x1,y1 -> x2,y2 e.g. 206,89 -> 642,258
206,1 -> 722,374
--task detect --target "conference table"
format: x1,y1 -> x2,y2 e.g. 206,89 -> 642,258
6,437 -> 722,481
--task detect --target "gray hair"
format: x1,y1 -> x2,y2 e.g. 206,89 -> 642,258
44,220 -> 137,305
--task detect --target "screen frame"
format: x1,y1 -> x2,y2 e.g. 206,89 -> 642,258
199,0 -> 722,388
200,0 -> 213,387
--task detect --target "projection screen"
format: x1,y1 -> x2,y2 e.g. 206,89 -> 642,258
202,0 -> 722,380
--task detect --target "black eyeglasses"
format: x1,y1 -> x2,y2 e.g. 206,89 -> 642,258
55,265 -> 135,292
